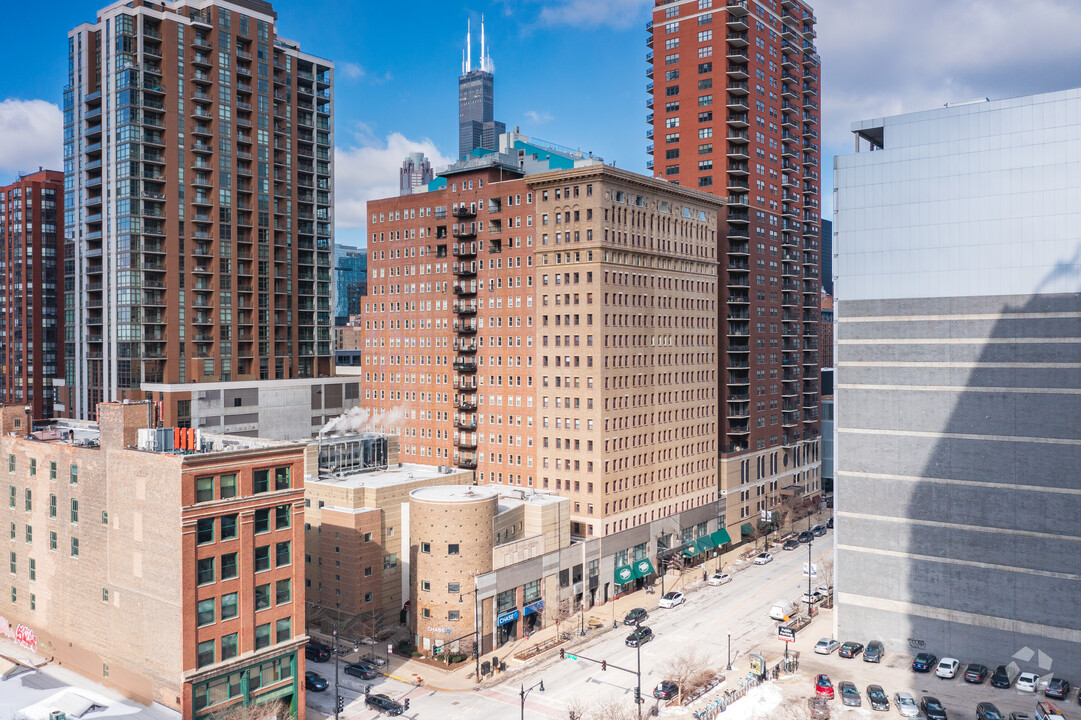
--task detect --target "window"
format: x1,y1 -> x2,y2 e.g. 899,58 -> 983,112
253,469 -> 270,493
196,639 -> 215,668
698,176 -> 714,188
70,499 -> 79,523
448,610 -> 460,621
253,508 -> 270,533
254,623 -> 271,650
29,459 -> 36,477
276,578 -> 291,605
221,514 -> 238,540
275,505 -> 291,529
49,531 -> 56,551
275,541 -> 290,567
70,464 -> 78,484
448,582 -> 460,594
219,474 -> 237,499
101,511 -> 108,525
7,455 -> 13,473
274,467 -> 290,490
448,544 -> 459,555
29,558 -> 36,580
25,489 -> 31,512
221,592 -> 239,620
196,477 -> 214,503
197,598 -> 216,626
8,552 -> 14,574
383,553 -> 398,570
254,546 -> 271,572
197,518 -> 215,544
49,495 -> 56,518
420,580 -> 430,592
221,552 -> 238,579
420,542 -> 431,553
197,557 -> 214,584
276,617 -> 291,643
7,487 -> 12,509
71,537 -> 79,557
254,583 -> 271,611
25,526 -> 31,544
49,462 -> 56,480
221,633 -> 238,661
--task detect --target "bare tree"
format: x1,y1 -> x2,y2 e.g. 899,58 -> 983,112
552,597 -> 575,639
358,607 -> 385,642
769,698 -> 824,720
660,649 -> 712,705
211,699 -> 291,720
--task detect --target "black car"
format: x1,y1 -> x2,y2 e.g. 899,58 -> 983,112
964,663 -> 989,684
305,671 -> 328,692
866,684 -> 889,711
864,640 -> 884,663
343,661 -> 379,680
920,696 -> 947,720
365,693 -> 405,716
811,524 -> 827,537
976,702 -> 1003,720
827,516 -> 834,529
626,626 -> 654,647
623,607 -> 648,626
989,665 -> 1014,688
1044,677 -> 1070,699
783,538 -> 801,550
912,653 -> 938,672
305,642 -> 332,663
653,680 -> 679,700
798,531 -> 813,543
839,641 -> 864,658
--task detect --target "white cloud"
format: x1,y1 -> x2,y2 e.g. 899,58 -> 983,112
523,110 -> 553,125
0,99 -> 62,178
538,0 -> 651,30
334,133 -> 454,242
340,62 -> 365,80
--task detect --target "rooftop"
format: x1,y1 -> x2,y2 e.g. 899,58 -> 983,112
410,484 -> 499,503
308,462 -> 464,491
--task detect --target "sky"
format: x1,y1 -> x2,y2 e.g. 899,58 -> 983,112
2,0 -> 1081,248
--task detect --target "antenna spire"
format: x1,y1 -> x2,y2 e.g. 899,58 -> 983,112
480,14 -> 487,72
466,18 -> 472,73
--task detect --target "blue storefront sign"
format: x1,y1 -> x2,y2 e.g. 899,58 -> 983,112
497,609 -> 520,626
522,600 -> 544,616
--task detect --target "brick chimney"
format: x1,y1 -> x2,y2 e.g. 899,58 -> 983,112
0,405 -> 32,436
97,401 -> 152,450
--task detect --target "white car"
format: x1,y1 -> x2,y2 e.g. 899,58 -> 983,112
753,552 -> 773,565
658,591 -> 686,609
708,572 -> 732,586
893,692 -> 919,717
801,590 -> 826,605
1016,672 -> 1039,692
814,638 -> 841,655
935,657 -> 960,678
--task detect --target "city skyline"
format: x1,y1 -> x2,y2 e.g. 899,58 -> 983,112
4,0 -> 1081,248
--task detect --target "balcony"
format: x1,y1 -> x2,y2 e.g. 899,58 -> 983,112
453,227 -> 477,240
453,301 -> 477,316
453,206 -> 476,219
453,339 -> 478,353
453,321 -> 477,335
453,359 -> 477,373
455,397 -> 477,412
453,262 -> 477,278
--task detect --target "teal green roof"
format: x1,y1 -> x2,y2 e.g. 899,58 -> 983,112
512,140 -> 575,170
427,177 -> 448,191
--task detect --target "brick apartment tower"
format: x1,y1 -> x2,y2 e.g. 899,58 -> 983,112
0,170 -> 64,419
363,161 -> 723,539
647,0 -> 822,528
65,0 -> 334,420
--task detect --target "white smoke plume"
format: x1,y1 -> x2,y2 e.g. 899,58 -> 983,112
320,406 -> 408,436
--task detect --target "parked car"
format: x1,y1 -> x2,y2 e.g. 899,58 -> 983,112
839,681 -> 861,707
659,591 -> 686,609
625,626 -> 654,647
653,680 -> 679,700
814,638 -> 841,655
920,696 -> 948,720
894,692 -> 919,717
812,524 -> 827,537
965,663 -> 990,684
365,694 -> 405,716
1008,713 -> 1032,720
866,684 -> 889,711
708,572 -> 733,586
753,552 -> 773,565
305,671 -> 328,692
815,674 -> 834,699
1044,677 -> 1070,700
305,642 -> 332,663
361,653 -> 388,667
1016,672 -> 1040,692
623,607 -> 648,626
798,531 -> 814,543
976,702 -> 1004,720
838,641 -> 864,658
343,662 -> 379,680
1035,702 -> 1065,720
912,652 -> 939,672
827,516 -> 834,529
863,640 -> 884,663
936,658 -> 960,678
801,591 -> 826,606
990,664 -> 1017,689
783,538 -> 801,550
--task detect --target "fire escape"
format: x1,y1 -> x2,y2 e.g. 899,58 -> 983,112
451,205 -> 479,469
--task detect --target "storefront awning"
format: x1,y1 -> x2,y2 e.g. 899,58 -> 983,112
741,522 -> 755,536
633,558 -> 656,578
614,564 -> 636,586
712,528 -> 732,546
699,534 -> 716,550
680,542 -> 697,558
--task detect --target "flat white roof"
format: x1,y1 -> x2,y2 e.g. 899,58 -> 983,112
308,463 -> 464,490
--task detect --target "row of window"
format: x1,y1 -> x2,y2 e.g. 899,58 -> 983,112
195,617 -> 292,668
195,504 -> 291,544
8,456 -> 78,483
196,543 -> 289,585
196,578 -> 291,627
194,467 -> 291,503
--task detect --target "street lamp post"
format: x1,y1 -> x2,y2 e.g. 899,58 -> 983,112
727,632 -> 733,670
520,679 -> 545,720
633,617 -> 644,720
807,539 -> 814,617
332,625 -> 340,720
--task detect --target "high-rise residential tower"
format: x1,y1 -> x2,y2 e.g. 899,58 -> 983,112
835,89 -> 1081,669
458,17 -> 505,158
65,0 -> 334,420
333,243 -> 367,324
647,0 -> 823,535
400,151 -> 434,195
0,169 -> 64,419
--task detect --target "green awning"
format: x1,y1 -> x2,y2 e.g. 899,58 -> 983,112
681,541 -> 698,558
741,523 -> 755,536
712,528 -> 732,546
699,534 -> 716,550
614,564 -> 636,586
633,558 -> 656,578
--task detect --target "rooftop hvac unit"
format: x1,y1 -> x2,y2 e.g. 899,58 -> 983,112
50,712 -> 66,720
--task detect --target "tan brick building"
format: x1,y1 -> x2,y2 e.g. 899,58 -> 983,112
0,402 -> 308,719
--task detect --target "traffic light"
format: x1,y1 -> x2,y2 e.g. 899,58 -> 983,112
404,699 -> 411,710
601,660 -> 607,671
634,688 -> 642,704
336,696 -> 344,713
364,684 -> 371,696
560,648 -> 565,659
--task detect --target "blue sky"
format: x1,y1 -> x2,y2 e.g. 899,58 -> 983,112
3,0 -> 1081,249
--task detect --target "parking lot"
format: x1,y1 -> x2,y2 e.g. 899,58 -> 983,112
787,610 -> 1071,720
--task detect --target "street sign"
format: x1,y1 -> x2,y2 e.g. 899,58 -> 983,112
803,562 -> 817,577
566,653 -> 578,661
778,626 -> 796,642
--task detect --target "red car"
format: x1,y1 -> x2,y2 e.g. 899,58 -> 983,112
815,674 -> 835,699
